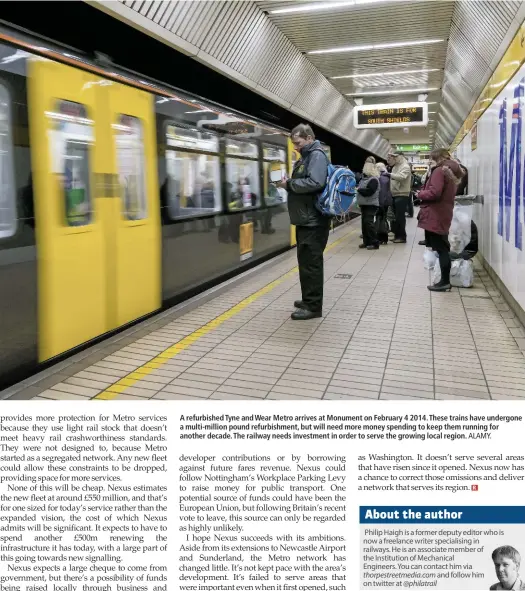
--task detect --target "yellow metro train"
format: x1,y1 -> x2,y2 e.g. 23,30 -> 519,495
0,24 -> 334,390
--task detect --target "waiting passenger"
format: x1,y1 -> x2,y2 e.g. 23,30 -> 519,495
490,546 -> 525,590
385,153 -> 411,243
357,157 -> 380,250
276,123 -> 329,320
417,148 -> 464,292
376,162 -> 392,244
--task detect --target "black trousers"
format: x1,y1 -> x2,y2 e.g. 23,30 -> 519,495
426,230 -> 451,284
296,224 -> 330,313
392,195 -> 409,240
361,205 -> 379,246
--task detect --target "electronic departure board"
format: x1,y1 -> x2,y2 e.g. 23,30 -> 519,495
353,102 -> 429,129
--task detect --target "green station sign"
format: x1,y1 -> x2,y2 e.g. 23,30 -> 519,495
395,144 -> 431,152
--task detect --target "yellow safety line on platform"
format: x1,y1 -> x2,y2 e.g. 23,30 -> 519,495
94,229 -> 356,400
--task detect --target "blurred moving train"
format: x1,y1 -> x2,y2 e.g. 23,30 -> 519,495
0,23 -> 337,390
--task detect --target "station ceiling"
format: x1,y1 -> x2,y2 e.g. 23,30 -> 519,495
95,0 -> 525,152
256,0 -> 525,148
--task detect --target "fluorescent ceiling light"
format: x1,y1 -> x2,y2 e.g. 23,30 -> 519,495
332,68 -> 440,80
347,87 -> 438,96
185,109 -> 214,114
270,0 -> 386,15
309,39 -> 443,55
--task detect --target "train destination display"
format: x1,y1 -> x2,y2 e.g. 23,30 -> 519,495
354,102 -> 429,129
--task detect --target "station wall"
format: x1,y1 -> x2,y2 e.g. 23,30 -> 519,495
456,59 -> 525,318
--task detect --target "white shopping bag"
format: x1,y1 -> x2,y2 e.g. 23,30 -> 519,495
432,259 -> 473,288
423,249 -> 438,270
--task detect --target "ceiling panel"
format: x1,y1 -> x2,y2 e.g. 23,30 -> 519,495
451,0 -> 522,60
335,72 -> 443,93
309,47 -> 449,79
435,0 -> 523,145
257,0 -> 454,51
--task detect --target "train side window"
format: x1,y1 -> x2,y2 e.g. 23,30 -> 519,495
164,124 -> 221,219
165,151 -> 220,219
114,114 -> 147,221
0,84 -> 16,238
263,144 -> 287,206
225,140 -> 260,212
226,139 -> 258,158
49,99 -> 93,227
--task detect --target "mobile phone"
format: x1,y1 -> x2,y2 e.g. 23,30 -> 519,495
270,170 -> 283,183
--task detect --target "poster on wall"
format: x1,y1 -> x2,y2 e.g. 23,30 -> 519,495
240,222 -> 253,261
471,124 -> 478,151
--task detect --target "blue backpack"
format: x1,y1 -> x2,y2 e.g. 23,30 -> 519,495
314,151 -> 356,217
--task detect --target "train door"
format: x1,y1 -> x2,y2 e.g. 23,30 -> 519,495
28,59 -> 160,362
104,81 -> 160,329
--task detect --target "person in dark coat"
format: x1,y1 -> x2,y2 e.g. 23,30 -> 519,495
356,157 -> 380,250
376,162 -> 392,244
276,123 -> 329,320
418,148 -> 464,292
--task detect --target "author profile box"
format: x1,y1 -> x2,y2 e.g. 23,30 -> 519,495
360,506 -> 525,589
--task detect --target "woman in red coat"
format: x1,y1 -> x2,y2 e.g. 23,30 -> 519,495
417,148 -> 464,292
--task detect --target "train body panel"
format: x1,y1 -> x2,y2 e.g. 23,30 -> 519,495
105,82 -> 161,329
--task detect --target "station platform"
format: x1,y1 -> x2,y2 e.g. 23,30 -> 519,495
3,214 -> 525,402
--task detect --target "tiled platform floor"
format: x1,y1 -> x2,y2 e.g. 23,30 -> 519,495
3,214 -> 525,402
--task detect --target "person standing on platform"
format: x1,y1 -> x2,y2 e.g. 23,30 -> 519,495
417,148 -> 464,292
386,152 -> 412,243
357,157 -> 380,250
277,123 -> 329,321
376,162 -> 392,244
385,154 -> 396,235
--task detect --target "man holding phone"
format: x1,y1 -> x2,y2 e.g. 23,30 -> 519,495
276,123 -> 329,320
